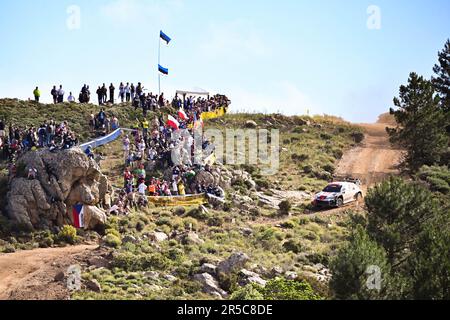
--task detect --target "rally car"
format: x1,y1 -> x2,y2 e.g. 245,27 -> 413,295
313,179 -> 363,208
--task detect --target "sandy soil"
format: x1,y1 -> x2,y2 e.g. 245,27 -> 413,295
0,244 -> 98,300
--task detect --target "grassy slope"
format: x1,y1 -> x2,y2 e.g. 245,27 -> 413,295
0,99 -> 365,300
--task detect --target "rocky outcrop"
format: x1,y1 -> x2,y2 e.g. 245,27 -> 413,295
217,252 -> 250,275
6,148 -> 111,230
194,273 -> 228,299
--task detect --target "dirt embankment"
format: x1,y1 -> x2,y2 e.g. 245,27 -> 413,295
0,244 -> 98,300
335,120 -> 403,191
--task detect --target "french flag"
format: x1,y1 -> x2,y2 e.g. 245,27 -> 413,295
178,108 -> 188,121
72,204 -> 85,229
167,115 -> 180,130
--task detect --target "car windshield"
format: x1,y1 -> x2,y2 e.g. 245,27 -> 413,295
323,184 -> 342,193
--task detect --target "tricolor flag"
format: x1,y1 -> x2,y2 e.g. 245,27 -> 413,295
167,115 -> 180,130
158,64 -> 169,75
178,108 -> 188,121
160,30 -> 171,45
194,113 -> 204,130
72,204 -> 85,229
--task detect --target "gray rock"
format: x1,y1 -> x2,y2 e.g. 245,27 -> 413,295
164,274 -> 178,282
201,263 -> 217,275
144,271 -> 160,280
285,271 -> 298,281
239,269 -> 267,287
6,148 -> 110,230
182,232 -> 205,245
217,252 -> 250,275
194,273 -> 228,298
149,232 -> 168,243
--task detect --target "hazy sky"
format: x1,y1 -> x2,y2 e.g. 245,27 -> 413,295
0,0 -> 449,122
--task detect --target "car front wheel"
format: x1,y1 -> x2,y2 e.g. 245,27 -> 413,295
336,197 -> 344,207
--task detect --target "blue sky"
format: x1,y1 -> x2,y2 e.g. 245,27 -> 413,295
0,0 -> 449,122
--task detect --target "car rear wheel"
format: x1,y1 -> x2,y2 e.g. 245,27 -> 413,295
355,192 -> 363,203
336,197 -> 344,207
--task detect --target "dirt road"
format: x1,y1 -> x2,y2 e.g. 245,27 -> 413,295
335,121 -> 403,191
0,244 -> 98,300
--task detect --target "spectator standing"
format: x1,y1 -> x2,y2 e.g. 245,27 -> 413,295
96,86 -> 103,105
109,83 -> 115,104
125,83 -> 131,102
51,86 -> 58,104
57,85 -> 65,103
68,92 -> 76,103
119,82 -> 125,103
33,87 -> 41,102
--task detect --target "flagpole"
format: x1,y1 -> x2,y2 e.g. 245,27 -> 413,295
158,32 -> 161,96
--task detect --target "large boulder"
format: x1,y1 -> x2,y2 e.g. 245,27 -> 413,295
194,273 -> 228,299
217,252 -> 250,275
6,148 -> 111,230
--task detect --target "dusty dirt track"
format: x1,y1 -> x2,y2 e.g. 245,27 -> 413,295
0,244 -> 97,300
335,122 -> 403,191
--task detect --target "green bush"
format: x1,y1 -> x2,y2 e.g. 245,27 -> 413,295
260,278 -> 322,300
351,132 -> 365,143
186,208 -> 209,221
332,149 -> 344,160
231,284 -> 264,300
302,165 -> 313,174
283,239 -> 303,253
104,234 -> 122,248
279,200 -> 292,216
58,225 -> 78,244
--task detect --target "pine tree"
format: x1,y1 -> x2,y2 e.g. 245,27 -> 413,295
388,72 -> 447,171
364,176 -> 437,266
432,39 -> 450,112
330,226 -> 391,300
408,208 -> 450,299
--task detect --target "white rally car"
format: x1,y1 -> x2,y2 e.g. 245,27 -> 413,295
313,180 -> 363,208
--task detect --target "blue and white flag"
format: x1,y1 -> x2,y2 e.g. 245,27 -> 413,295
158,64 -> 169,75
160,30 -> 171,45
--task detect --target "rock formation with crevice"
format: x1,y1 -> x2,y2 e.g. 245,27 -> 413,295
6,148 -> 111,230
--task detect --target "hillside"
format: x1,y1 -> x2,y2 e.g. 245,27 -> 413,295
0,99 -> 368,300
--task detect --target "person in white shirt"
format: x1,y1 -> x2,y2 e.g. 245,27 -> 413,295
68,92 -> 75,103
138,182 -> 147,196
57,85 -> 65,103
125,83 -> 131,102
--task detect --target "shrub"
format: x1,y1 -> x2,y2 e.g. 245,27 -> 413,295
291,153 -> 309,162
174,207 -> 186,216
279,200 -> 292,216
302,165 -> 313,174
280,220 -> 297,229
260,278 -> 322,300
320,133 -> 332,140
186,207 -> 209,221
351,132 -> 365,143
231,284 -> 264,300
332,149 -> 344,160
207,216 -> 224,227
283,239 -> 303,253
322,164 -> 336,175
58,225 -> 78,244
104,234 -> 122,248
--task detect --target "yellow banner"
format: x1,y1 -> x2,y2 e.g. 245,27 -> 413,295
148,194 -> 208,207
201,106 -> 227,121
